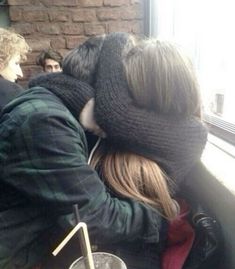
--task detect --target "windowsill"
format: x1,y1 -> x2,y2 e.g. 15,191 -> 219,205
203,113 -> 235,146
201,134 -> 235,195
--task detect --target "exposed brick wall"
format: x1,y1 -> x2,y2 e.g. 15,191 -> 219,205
7,0 -> 145,85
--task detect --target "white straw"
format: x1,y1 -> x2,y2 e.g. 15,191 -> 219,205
52,222 -> 95,269
87,137 -> 101,165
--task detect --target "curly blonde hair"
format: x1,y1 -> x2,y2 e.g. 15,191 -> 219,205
0,27 -> 30,70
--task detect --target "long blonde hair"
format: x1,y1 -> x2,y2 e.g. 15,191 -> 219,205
90,143 -> 178,220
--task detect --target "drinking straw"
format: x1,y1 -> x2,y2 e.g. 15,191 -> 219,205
73,204 -> 87,258
52,221 -> 95,269
73,204 -> 80,223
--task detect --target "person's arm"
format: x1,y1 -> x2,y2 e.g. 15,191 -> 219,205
4,112 -> 163,244
95,74 -> 207,182
95,33 -> 208,183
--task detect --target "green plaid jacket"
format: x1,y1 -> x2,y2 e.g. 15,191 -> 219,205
0,87 -> 162,269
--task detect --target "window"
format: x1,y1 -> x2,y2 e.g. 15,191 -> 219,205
149,0 -> 235,145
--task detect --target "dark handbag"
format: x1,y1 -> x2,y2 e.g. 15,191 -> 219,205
183,201 -> 223,269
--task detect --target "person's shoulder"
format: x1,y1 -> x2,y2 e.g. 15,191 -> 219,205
0,77 -> 22,87
20,89 -> 66,114
0,78 -> 24,111
0,77 -> 24,94
1,86 -> 57,118
5,86 -> 80,127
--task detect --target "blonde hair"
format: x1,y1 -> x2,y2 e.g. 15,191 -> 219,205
0,28 -> 30,70
123,39 -> 201,117
91,143 -> 178,220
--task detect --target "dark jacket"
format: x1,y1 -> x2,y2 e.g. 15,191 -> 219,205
0,75 -> 164,269
0,77 -> 24,112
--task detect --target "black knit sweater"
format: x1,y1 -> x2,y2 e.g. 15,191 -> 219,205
95,33 -> 208,189
0,77 -> 24,112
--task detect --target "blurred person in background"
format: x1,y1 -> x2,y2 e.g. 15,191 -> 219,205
36,48 -> 63,73
0,27 -> 30,111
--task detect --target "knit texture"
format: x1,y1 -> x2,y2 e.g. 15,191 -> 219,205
29,72 -> 94,118
95,32 -> 208,187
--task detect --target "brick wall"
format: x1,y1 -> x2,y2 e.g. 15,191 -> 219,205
7,0 -> 145,85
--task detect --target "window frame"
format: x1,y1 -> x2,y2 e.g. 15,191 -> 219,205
0,1 -> 10,28
146,0 -> 235,146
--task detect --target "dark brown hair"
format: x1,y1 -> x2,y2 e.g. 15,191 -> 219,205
62,35 -> 105,84
36,48 -> 63,69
